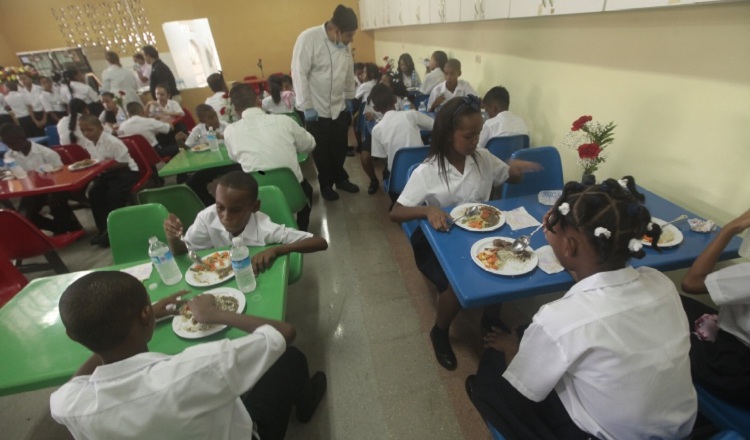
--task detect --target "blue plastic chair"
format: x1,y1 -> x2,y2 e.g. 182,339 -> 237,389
44,125 -> 60,146
486,134 -> 530,163
502,146 -> 564,199
487,422 -> 506,440
384,146 -> 430,194
711,431 -> 746,440
695,384 -> 750,437
398,162 -> 423,238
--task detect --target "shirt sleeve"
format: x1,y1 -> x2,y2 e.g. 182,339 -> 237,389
258,215 -> 313,245
220,325 -> 286,394
706,263 -> 750,306
488,153 -> 510,186
168,100 -> 184,115
414,111 -> 434,131
149,118 -> 171,134
40,94 -> 54,112
184,211 -> 216,250
477,123 -> 491,149
291,33 -> 313,111
86,85 -> 99,103
370,127 -> 387,159
396,165 -> 428,207
185,125 -> 203,148
111,138 -> 135,165
223,126 -> 238,161
290,119 -> 316,153
42,145 -> 63,167
428,86 -> 439,109
464,81 -> 478,97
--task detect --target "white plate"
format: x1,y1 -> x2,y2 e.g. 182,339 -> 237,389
191,144 -> 210,152
642,217 -> 684,248
68,159 -> 99,171
184,250 -> 235,287
470,237 -> 538,276
172,288 -> 246,339
449,203 -> 505,232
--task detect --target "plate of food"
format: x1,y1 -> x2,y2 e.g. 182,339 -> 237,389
184,250 -> 235,287
449,203 -> 505,232
68,158 -> 99,171
172,288 -> 246,339
641,218 -> 684,248
471,237 -> 538,276
191,144 -> 211,152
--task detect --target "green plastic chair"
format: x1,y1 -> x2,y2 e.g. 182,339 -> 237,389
250,168 -> 309,214
137,184 -> 205,229
258,185 -> 303,284
283,112 -> 303,127
108,204 -> 169,265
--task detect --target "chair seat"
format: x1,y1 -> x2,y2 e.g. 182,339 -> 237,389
695,384 -> 750,436
48,230 -> 87,249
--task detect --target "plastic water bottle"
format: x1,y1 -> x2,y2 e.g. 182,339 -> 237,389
418,100 -> 427,112
148,236 -> 182,285
231,237 -> 256,293
740,231 -> 750,259
402,100 -> 411,111
5,157 -> 27,179
207,128 -> 219,152
116,111 -> 126,124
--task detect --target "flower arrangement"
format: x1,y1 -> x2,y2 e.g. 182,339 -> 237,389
379,56 -> 395,76
0,66 -> 39,83
562,115 -> 616,175
220,92 -> 236,123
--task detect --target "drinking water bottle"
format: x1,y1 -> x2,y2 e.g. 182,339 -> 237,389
5,157 -> 27,179
418,100 -> 427,112
207,128 -> 219,152
402,100 -> 412,111
148,236 -> 182,285
231,237 -> 256,293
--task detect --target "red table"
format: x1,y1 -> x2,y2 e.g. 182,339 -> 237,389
0,160 -> 115,200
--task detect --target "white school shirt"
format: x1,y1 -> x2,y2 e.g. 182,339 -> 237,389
477,111 -> 530,148
224,108 -> 315,183
291,24 -> 355,119
56,115 -> 92,148
152,99 -> 184,116
51,326 -> 285,440
118,115 -> 171,147
397,148 -> 509,208
427,79 -> 478,111
0,95 -> 8,115
184,122 -> 228,148
136,62 -> 151,87
5,142 -> 62,171
706,262 -> 750,347
205,91 -> 227,114
261,93 -> 296,115
186,207 -> 312,250
355,80 -> 377,101
4,91 -> 32,117
420,67 -> 444,95
86,131 -> 138,172
40,90 -> 66,113
504,266 -> 697,440
101,64 -> 141,105
20,83 -> 44,112
69,81 -> 99,104
402,71 -> 421,90
371,110 -> 434,170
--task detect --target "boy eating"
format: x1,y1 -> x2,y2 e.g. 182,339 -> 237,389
478,86 -> 529,149
427,58 -> 477,112
119,101 -> 177,159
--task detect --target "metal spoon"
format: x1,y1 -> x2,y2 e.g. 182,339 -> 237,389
511,223 -> 544,254
662,214 -> 688,226
450,205 -> 483,226
179,234 -> 205,266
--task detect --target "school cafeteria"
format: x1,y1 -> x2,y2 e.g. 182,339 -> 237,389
1,0 -> 749,439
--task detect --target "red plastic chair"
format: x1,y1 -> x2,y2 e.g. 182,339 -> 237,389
0,209 -> 85,274
0,257 -> 28,308
120,135 -> 164,166
51,144 -> 90,165
120,138 -> 153,193
178,107 -> 197,132
243,75 -> 258,81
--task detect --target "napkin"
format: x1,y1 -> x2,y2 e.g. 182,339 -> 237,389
503,207 -> 542,231
535,245 -> 564,274
121,262 -> 153,281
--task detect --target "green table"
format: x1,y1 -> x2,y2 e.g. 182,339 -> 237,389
158,144 -> 309,177
0,247 -> 288,396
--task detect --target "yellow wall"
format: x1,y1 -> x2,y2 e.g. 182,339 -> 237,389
374,2 -> 750,225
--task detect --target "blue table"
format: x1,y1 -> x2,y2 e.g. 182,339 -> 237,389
418,187 -> 743,308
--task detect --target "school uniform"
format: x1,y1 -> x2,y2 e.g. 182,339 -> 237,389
40,90 -> 67,121
69,81 -> 99,104
184,122 -> 228,148
420,67 -> 444,95
56,114 -> 92,148
101,64 -> 141,105
261,93 -> 295,115
355,79 -> 377,102
0,95 -> 14,126
205,91 -> 227,115
371,110 -> 434,170
20,83 -> 47,137
427,79 -> 478,111
118,115 -> 170,148
402,71 -> 421,90
99,106 -> 127,126
151,99 -> 183,117
5,90 -> 42,137
477,111 -> 530,149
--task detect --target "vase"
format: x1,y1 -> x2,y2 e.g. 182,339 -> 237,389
581,173 -> 596,185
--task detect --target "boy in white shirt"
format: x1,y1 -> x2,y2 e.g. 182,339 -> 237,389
427,58 -> 477,113
39,76 -> 67,125
478,86 -> 530,149
51,270 -> 327,440
119,101 -> 177,158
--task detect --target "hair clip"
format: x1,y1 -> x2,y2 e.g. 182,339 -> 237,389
628,238 -> 643,253
618,179 -> 628,189
558,202 -> 570,216
647,222 -> 654,231
594,227 -> 611,239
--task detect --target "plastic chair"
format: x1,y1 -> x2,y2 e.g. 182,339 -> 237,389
282,112 -> 303,127
711,432 -> 746,440
137,185 -> 205,229
695,384 -> 750,437
487,422 -> 506,440
250,168 -> 308,214
0,209 -> 85,274
502,146 -> 564,199
178,107 -> 197,132
257,186 -> 303,284
45,125 -> 61,146
120,137 -> 154,193
486,134 -> 530,163
385,146 -> 430,194
0,257 -> 29,308
399,162 -> 422,239
107,203 -> 169,265
120,134 -> 164,166
51,144 -> 90,165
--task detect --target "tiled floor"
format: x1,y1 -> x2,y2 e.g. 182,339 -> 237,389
0,151 -> 559,440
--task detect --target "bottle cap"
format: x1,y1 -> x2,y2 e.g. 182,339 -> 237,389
149,236 -> 158,243
232,237 -> 242,245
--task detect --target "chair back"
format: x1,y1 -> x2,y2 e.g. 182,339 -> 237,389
52,144 -> 90,165
413,94 -> 429,110
386,146 -> 430,194
282,112 -> 303,127
107,203 -> 170,265
695,384 -> 750,436
486,135 -> 530,163
0,257 -> 28,308
120,134 -> 163,166
257,185 -> 302,284
45,125 -> 61,146
0,209 -> 56,260
138,185 -> 205,229
250,168 -> 308,214
120,137 -> 153,193
179,107 -> 197,132
502,146 -> 564,199
399,162 -> 424,239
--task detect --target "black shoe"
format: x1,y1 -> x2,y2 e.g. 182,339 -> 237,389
336,180 -> 359,193
367,179 -> 379,195
97,232 -> 110,248
346,147 -> 356,157
320,186 -> 340,201
480,315 -> 510,336
430,326 -> 457,370
90,231 -> 106,246
465,374 -> 476,398
297,372 -> 327,423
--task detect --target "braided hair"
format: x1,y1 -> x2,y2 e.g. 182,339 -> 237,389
546,176 -> 662,265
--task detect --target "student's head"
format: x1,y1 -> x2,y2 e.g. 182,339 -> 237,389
430,51 -> 448,71
133,53 -> 145,65
79,114 -> 105,143
398,53 -> 415,76
206,72 -> 227,93
126,101 -> 145,117
269,74 -> 292,104
67,98 -> 89,144
0,123 -> 29,152
105,51 -> 121,66
100,92 -> 117,111
545,177 -> 662,271
429,96 -> 483,177
142,45 -> 159,64
215,171 -> 260,236
363,63 -> 381,82
18,73 -> 33,88
195,104 -> 219,129
354,62 -> 365,80
370,83 -> 396,114
155,84 -> 171,102
229,83 -> 259,114
40,76 -> 53,91
65,68 -> 85,83
330,4 -> 358,44
482,86 -> 510,119
59,272 -> 154,354
444,59 -> 462,88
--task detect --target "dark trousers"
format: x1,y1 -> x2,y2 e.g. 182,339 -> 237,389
17,116 -> 42,138
471,349 -> 592,440
306,112 -> 350,189
186,164 -> 243,206
242,346 -> 316,440
297,179 -> 313,231
89,169 -> 139,232
19,193 -> 82,234
0,114 -> 13,126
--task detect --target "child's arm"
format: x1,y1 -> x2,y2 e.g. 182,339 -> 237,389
290,122 -> 316,153
390,202 -> 452,232
252,236 -> 328,273
484,327 -> 521,365
682,208 -> 750,294
507,159 -> 543,183
163,213 -> 189,256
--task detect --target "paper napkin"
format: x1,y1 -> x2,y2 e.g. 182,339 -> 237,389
535,245 -> 564,274
503,207 -> 542,231
120,262 -> 153,281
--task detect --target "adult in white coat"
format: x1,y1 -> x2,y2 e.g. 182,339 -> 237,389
101,51 -> 141,106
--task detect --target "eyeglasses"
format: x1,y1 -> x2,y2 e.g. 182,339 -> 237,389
451,94 -> 481,117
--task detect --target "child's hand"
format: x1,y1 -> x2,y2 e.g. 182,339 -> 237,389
175,131 -> 187,143
483,327 -> 520,353
364,112 -> 375,121
432,95 -> 446,109
163,213 -> 184,239
187,294 -> 219,323
509,159 -> 543,174
152,290 -> 189,319
252,248 -> 278,274
427,206 -> 451,232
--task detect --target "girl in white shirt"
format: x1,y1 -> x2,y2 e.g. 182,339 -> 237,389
262,74 -> 296,114
40,77 -> 67,124
419,50 -> 448,96
56,99 -> 91,147
145,84 -> 184,120
64,69 -> 99,104
390,96 -> 540,371
397,53 -> 421,91
469,177 -> 697,439
354,63 -> 380,104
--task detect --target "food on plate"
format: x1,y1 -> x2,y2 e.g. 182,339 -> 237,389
71,159 -> 96,168
189,251 -> 231,275
642,228 -> 675,245
460,205 -> 502,229
476,239 -> 533,271
178,295 -> 239,332
191,144 -> 210,152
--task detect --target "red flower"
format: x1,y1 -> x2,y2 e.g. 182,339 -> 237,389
571,115 -> 592,131
220,107 -> 226,115
118,90 -> 126,96
577,143 -> 601,159
383,56 -> 389,61
222,93 -> 229,99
